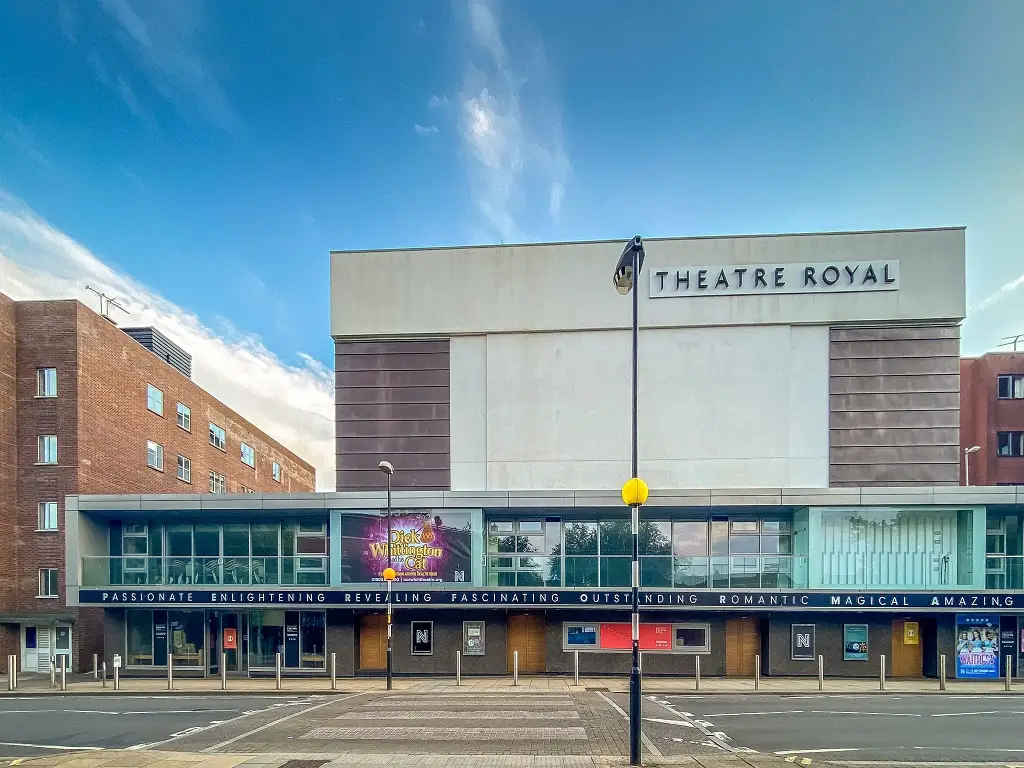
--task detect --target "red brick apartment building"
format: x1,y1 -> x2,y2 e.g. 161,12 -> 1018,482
0,293 -> 316,672
961,351 -> 1024,486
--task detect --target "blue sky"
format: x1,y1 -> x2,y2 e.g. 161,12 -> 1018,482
0,0 -> 1022,483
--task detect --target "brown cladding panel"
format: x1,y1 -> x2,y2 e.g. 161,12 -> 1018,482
829,325 -> 960,487
335,339 -> 450,491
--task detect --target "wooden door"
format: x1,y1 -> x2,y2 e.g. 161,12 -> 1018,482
359,614 -> 387,670
507,614 -> 546,673
726,618 -> 760,677
890,619 -> 923,677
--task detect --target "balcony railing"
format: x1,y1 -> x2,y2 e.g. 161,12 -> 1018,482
81,556 -> 328,588
818,552 -> 957,589
986,555 -> 1024,590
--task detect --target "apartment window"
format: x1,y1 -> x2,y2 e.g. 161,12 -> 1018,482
37,501 -> 58,531
176,403 -> 191,432
272,462 -> 281,482
240,484 -> 255,493
209,423 -> 226,451
36,368 -> 57,397
998,374 -> 1024,400
241,442 -> 255,468
209,471 -> 227,493
177,455 -> 191,483
37,435 -> 57,464
146,384 -> 164,416
38,568 -> 58,598
997,431 -> 1024,457
146,441 -> 164,471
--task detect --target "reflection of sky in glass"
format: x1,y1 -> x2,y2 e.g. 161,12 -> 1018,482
672,521 -> 708,556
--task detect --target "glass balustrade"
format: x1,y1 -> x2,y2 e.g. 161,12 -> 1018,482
984,555 -> 1024,590
81,556 -> 328,587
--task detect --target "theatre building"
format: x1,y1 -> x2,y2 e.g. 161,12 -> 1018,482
62,228 -> 1024,678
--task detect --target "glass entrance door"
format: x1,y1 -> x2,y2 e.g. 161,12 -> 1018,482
223,613 -> 244,672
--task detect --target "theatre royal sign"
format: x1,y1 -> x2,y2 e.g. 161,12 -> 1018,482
649,260 -> 899,298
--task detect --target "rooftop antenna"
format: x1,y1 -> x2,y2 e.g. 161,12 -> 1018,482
85,285 -> 128,323
997,333 -> 1024,352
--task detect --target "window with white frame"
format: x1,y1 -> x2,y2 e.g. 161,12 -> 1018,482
209,422 -> 226,451
177,455 -> 191,483
36,368 -> 57,397
672,624 -> 711,653
240,484 -> 255,493
209,471 -> 227,493
37,501 -> 58,530
998,374 -> 1024,400
562,622 -> 712,653
997,432 -> 1024,457
38,568 -> 58,597
146,384 -> 164,416
272,462 -> 281,482
37,435 -> 57,464
176,402 -> 191,431
146,440 -> 164,471
241,442 -> 255,468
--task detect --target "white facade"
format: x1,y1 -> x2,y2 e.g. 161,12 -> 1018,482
332,228 -> 966,492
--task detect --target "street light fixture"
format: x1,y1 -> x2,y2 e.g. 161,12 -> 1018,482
963,446 -> 981,487
612,235 -> 647,768
378,460 -> 395,690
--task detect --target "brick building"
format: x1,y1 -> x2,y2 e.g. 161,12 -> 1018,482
0,293 -> 316,671
961,352 -> 1024,487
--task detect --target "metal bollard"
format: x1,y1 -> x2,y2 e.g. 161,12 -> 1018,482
93,654 -> 98,680
818,655 -> 824,691
879,654 -> 886,691
1006,655 -> 1013,691
939,654 -> 947,691
50,656 -> 56,688
6,655 -> 13,691
754,654 -> 760,691
221,653 -> 227,690
60,655 -> 66,691
167,654 -> 174,690
101,661 -> 107,688
695,654 -> 701,691
573,649 -> 580,687
513,650 -> 519,686
275,652 -> 282,690
113,663 -> 120,691
456,650 -> 462,687
330,652 -> 337,690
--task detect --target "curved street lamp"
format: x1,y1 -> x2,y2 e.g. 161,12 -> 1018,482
963,446 -> 980,486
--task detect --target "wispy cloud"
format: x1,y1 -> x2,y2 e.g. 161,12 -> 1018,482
114,74 -> 157,127
1,118 -> 52,169
414,123 -> 440,136
429,94 -> 450,110
0,191 -> 333,489
971,271 -> 1024,312
453,0 -> 570,241
98,0 -> 238,132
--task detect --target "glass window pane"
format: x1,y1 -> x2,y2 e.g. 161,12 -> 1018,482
729,535 -> 760,554
300,612 -> 326,669
564,556 -> 598,587
641,522 -> 672,555
297,536 -> 326,555
248,610 -> 285,667
731,520 -> 759,533
674,626 -> 708,650
711,521 -> 729,555
640,557 -> 672,587
488,521 -> 513,534
564,522 -> 598,555
516,535 -> 545,554
194,524 -> 219,556
166,525 -> 192,556
252,524 -> 279,556
516,571 -> 543,586
760,535 -> 791,554
544,557 -> 561,586
600,556 -> 631,587
126,610 -> 154,665
123,537 -> 148,555
761,519 -> 791,533
486,571 -> 515,587
489,557 -> 514,569
517,521 -> 543,533
673,521 -> 709,556
168,611 -> 204,666
600,520 -> 632,555
488,535 -> 517,554
674,557 -> 708,588
566,625 -> 599,647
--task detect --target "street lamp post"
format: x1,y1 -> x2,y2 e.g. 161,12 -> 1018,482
378,460 -> 395,690
963,446 -> 981,486
613,235 -> 648,768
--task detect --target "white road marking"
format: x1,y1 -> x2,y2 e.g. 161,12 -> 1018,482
931,710 -> 999,717
812,710 -> 920,716
203,694 -> 362,753
705,710 -> 805,717
0,742 -> 104,752
647,698 -> 736,754
776,748 -> 862,755
695,719 -> 716,728
644,718 -> 694,727
595,692 -> 662,757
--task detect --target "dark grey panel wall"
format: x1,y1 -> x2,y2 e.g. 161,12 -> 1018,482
764,614 -> 892,677
829,326 -> 960,487
335,339 -> 450,491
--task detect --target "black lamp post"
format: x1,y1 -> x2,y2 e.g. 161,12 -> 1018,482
613,235 -> 647,767
378,459 -> 395,690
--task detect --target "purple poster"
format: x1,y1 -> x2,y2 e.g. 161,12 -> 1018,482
340,510 -> 473,583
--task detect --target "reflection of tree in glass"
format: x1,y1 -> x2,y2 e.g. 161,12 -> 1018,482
547,521 -> 672,586
488,535 -> 543,553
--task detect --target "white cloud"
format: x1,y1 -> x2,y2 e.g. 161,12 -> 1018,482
414,123 -> 440,136
428,94 -> 450,110
971,271 -> 1024,313
454,0 -> 570,242
0,191 -> 334,489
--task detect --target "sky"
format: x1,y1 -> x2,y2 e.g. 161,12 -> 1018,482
0,0 -> 1022,489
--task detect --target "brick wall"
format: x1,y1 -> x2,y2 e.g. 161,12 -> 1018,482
961,353 -> 1024,486
0,294 -> 17,613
